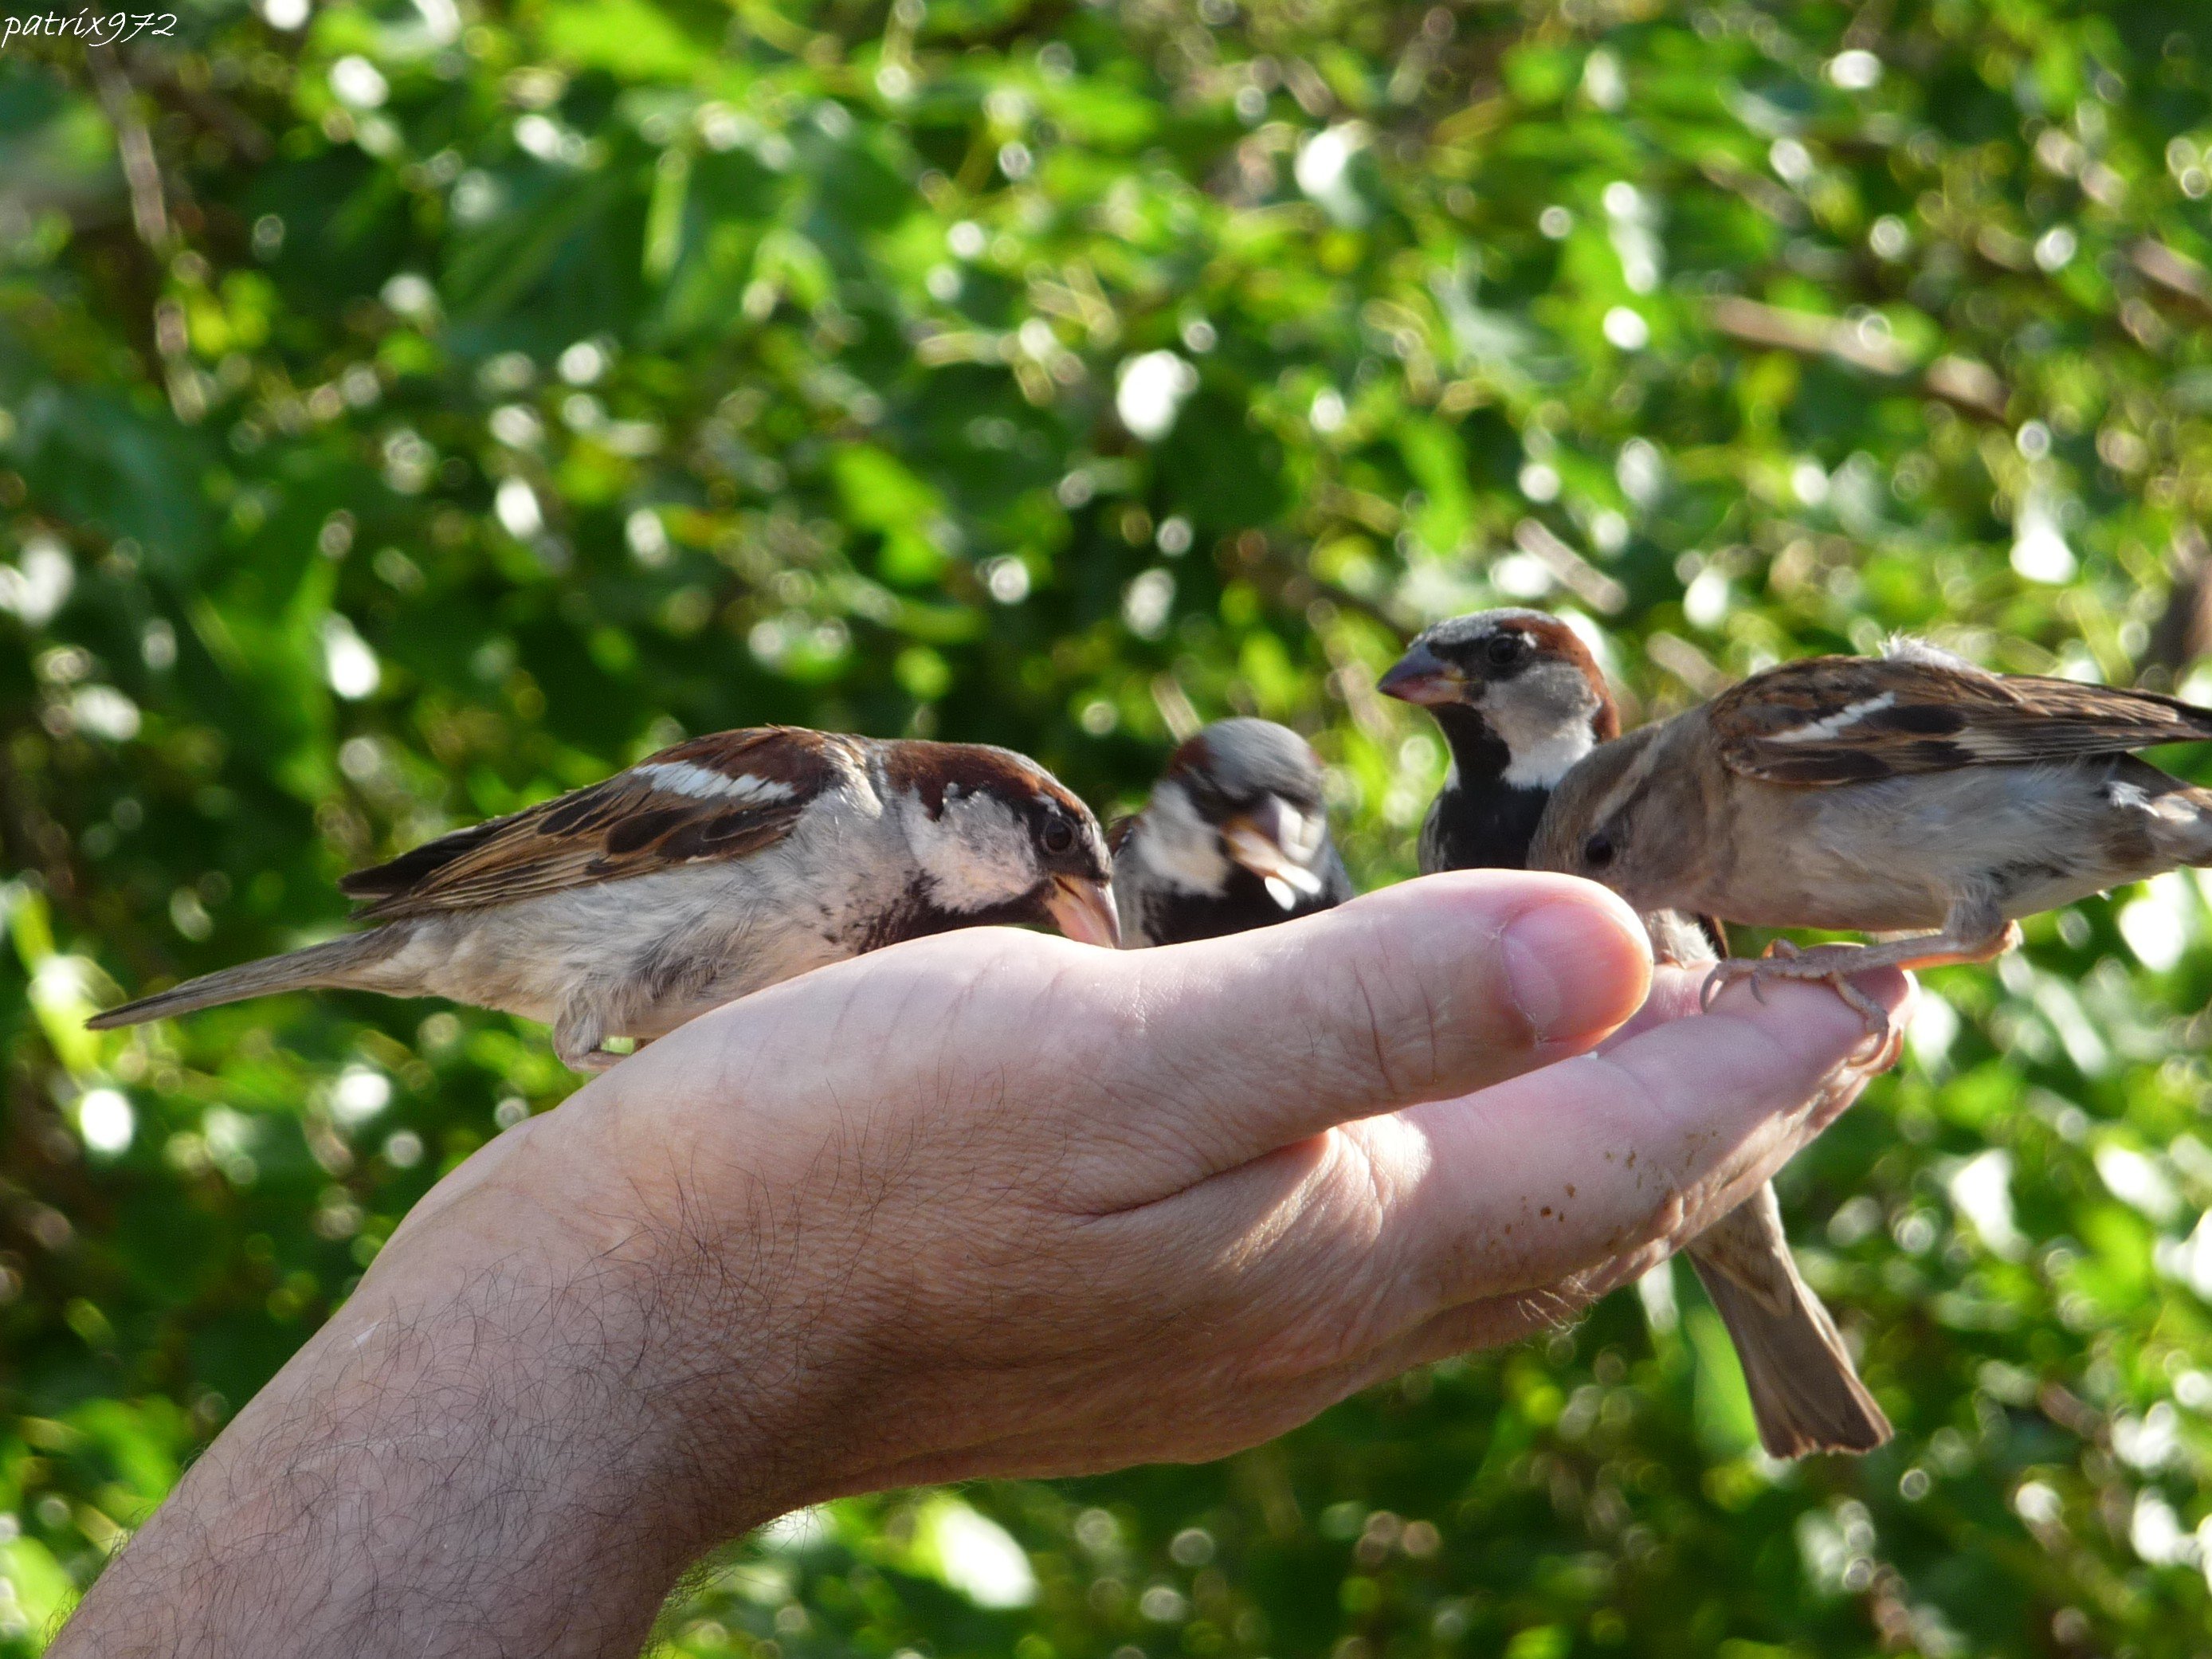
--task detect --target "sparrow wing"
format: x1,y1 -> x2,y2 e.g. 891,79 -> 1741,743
338,728 -> 856,920
1712,654 -> 2212,786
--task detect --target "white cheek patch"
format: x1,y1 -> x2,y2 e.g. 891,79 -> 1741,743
634,762 -> 798,804
1483,663 -> 1602,788
1121,780 -> 1231,896
1763,692 -> 1896,744
901,790 -> 1037,913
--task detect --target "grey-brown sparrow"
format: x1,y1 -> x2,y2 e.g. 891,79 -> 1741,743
1531,637 -> 2212,1030
92,728 -> 1119,1070
1113,718 -> 1354,947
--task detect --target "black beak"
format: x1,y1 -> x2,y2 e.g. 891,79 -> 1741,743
1377,641 -> 1467,707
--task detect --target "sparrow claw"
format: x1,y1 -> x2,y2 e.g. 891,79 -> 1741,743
1700,944 -> 1895,1057
1852,1018 -> 1904,1071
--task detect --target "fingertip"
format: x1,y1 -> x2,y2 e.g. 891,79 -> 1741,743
1496,880 -> 1653,1046
1848,965 -> 1915,1019
1339,873 -> 1652,1046
1703,963 -> 1915,1072
1850,966 -> 1916,1071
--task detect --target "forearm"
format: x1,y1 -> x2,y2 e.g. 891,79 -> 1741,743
54,1169 -> 785,1659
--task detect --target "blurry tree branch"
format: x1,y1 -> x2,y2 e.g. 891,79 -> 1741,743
1707,296 -> 2010,422
84,45 -> 171,254
2131,239 -> 2212,324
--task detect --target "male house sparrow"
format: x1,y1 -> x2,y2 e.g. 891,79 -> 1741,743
90,728 -> 1120,1070
1382,610 -> 1891,1457
1375,609 -> 1619,871
1530,638 -> 2212,1027
1112,718 -> 1354,947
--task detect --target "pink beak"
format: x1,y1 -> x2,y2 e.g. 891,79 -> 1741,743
1045,875 -> 1122,949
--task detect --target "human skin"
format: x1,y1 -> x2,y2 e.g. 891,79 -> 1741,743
52,872 -> 1906,1659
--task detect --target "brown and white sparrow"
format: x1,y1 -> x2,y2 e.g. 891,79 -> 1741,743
90,728 -> 1120,1070
1384,610 -> 1892,1457
1530,637 -> 2212,1027
1112,718 -> 1354,947
1376,609 -> 1618,873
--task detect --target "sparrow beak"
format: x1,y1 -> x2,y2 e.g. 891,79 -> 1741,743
1045,874 -> 1122,949
1377,641 -> 1466,707
1221,796 -> 1327,911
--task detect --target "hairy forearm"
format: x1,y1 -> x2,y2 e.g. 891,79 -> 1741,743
55,1183 -> 786,1659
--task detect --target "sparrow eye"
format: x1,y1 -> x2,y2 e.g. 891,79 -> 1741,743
1041,818 -> 1076,855
1583,831 -> 1615,869
1484,633 -> 1527,669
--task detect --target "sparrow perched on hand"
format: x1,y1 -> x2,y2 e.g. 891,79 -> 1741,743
1375,609 -> 1618,872
1530,637 -> 2212,1027
90,728 -> 1120,1070
1112,718 -> 1354,947
1383,611 -> 1891,1457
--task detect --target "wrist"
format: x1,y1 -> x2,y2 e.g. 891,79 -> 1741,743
57,1084 -> 852,1657
379,1091 -> 833,1553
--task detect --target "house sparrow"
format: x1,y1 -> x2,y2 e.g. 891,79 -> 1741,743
1530,637 -> 2212,1030
1383,612 -> 1891,1457
89,728 -> 1120,1070
1112,718 -> 1354,947
1375,609 -> 1618,872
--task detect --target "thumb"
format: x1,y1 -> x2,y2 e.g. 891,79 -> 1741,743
1094,871 -> 1653,1177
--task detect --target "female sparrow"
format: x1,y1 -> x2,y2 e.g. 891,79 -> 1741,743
1112,718 -> 1354,947
91,728 -> 1119,1070
1383,611 -> 1892,1457
1530,638 -> 2212,1029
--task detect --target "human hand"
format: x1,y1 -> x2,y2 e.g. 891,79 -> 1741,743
57,870 -> 1904,1659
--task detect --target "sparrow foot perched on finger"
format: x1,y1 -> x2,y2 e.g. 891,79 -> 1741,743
1698,937 -> 1937,1064
1383,610 -> 1892,1458
1112,718 -> 1353,947
1532,635 -> 2212,1048
89,728 -> 1120,1070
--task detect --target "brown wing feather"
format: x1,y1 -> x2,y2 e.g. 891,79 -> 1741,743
1712,655 -> 2212,786
340,728 -> 857,920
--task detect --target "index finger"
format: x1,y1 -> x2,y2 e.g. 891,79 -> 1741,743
1367,967 -> 1911,1312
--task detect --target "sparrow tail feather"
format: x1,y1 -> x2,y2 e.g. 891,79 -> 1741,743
1689,1196 -> 1891,1458
1654,913 -> 1890,1457
85,931 -> 401,1030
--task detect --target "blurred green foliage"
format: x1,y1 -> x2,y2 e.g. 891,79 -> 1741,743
6,0 -> 2212,1653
